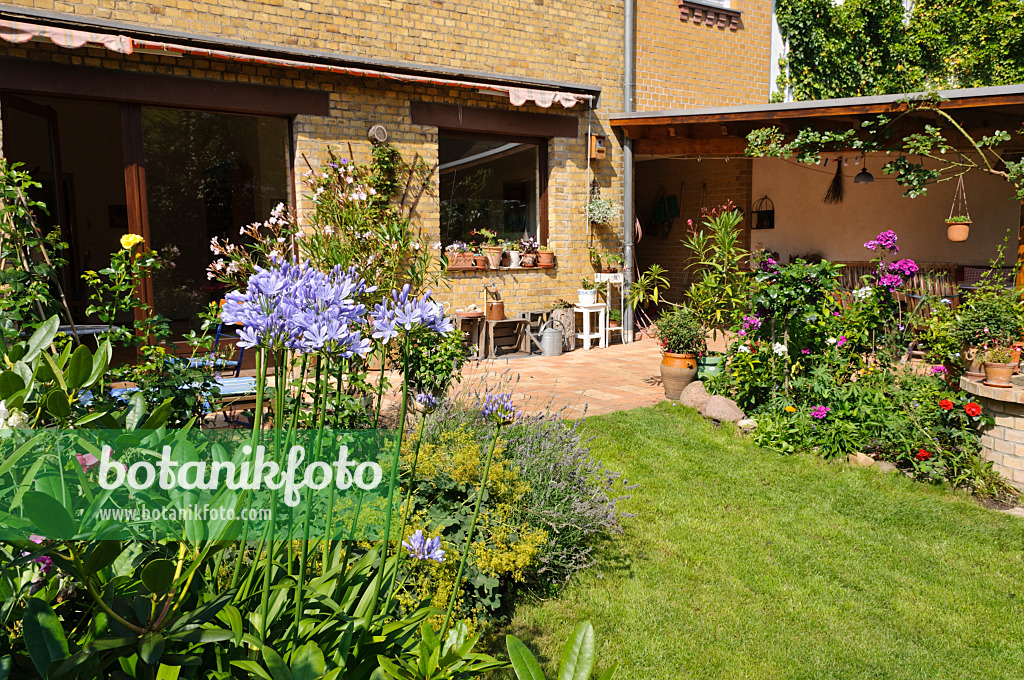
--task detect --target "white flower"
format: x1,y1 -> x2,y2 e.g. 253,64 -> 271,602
0,400 -> 26,429
826,337 -> 837,345
737,345 -> 751,353
432,241 -> 442,250
412,242 -> 421,251
772,342 -> 788,356
853,286 -> 873,300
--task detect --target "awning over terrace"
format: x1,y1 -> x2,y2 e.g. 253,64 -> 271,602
0,7 -> 599,109
610,85 -> 1024,158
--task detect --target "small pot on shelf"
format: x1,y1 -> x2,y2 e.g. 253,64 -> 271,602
508,250 -> 522,268
521,253 -> 537,267
961,347 -> 985,380
537,251 -> 555,268
486,301 -> 505,321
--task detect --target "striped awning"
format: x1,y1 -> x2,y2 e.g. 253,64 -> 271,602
0,19 -> 592,109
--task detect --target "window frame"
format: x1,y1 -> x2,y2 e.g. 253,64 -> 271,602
437,129 -> 549,246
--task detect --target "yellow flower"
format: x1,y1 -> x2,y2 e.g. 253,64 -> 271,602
120,233 -> 144,250
784,406 -> 796,413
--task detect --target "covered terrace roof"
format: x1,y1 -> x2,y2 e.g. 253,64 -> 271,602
611,84 -> 1024,158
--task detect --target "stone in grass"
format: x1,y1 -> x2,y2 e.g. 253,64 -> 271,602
702,395 -> 745,423
679,381 -> 710,412
847,452 -> 875,467
875,460 -> 897,473
737,418 -> 757,431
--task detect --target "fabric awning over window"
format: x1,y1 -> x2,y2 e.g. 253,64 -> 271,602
0,18 -> 593,109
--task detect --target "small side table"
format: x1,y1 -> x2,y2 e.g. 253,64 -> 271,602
573,304 -> 606,350
456,316 -> 486,360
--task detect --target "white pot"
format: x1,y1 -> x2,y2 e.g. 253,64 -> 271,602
508,250 -> 522,268
578,289 -> 598,306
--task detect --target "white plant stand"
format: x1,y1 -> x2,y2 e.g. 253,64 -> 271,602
595,272 -> 626,345
574,303 -> 607,350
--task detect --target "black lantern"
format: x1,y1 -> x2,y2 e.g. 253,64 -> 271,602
752,195 -> 775,230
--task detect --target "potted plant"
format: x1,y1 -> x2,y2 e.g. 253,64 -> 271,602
474,229 -> 503,269
505,239 -> 522,268
472,246 -> 488,270
603,252 -> 624,273
578,278 -> 604,306
983,344 -> 1017,387
519,236 -> 539,267
656,305 -> 707,400
953,263 -> 1024,378
609,308 -> 622,328
445,241 -> 475,270
946,215 -> 971,242
550,298 -> 576,345
537,245 -> 555,268
587,196 -> 620,226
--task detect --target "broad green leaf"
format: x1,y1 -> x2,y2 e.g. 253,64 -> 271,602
140,397 -> 175,431
138,632 -> 166,666
25,317 -> 59,362
67,345 -> 93,392
557,621 -> 594,680
506,636 -> 545,680
156,664 -> 181,680
261,647 -> 293,680
85,341 -> 112,389
140,559 -> 176,593
23,598 -> 69,678
596,662 -> 618,680
0,371 -> 25,399
125,392 -> 147,431
22,491 -> 77,539
0,432 -> 48,477
83,541 -> 124,575
231,660 -> 272,680
39,353 -> 68,392
0,656 -> 8,680
289,642 -> 324,680
44,389 -> 71,420
216,605 -> 244,644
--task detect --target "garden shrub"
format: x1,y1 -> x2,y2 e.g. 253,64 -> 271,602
403,323 -> 468,399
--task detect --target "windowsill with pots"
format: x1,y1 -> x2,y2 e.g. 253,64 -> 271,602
445,264 -> 557,276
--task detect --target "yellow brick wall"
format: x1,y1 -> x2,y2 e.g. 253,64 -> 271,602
0,28 -> 625,317
635,0 -> 773,110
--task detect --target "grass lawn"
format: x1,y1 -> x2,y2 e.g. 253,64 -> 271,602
506,402 -> 1024,679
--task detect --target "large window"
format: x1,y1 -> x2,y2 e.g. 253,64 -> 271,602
439,133 -> 545,245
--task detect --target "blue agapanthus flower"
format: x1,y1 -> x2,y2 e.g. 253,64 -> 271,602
402,529 -> 445,562
370,284 -> 454,342
414,392 -> 439,412
481,392 -> 521,424
221,258 -> 374,356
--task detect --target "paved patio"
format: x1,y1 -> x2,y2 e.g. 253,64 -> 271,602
461,336 -> 668,417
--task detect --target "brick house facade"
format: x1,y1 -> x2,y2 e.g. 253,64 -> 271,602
0,0 -> 772,325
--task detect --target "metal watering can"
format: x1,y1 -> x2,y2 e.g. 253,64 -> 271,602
530,319 -> 566,357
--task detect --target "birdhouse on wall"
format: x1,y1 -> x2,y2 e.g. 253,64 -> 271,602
589,134 -> 606,160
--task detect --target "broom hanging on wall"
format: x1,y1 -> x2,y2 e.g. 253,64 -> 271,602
823,156 -> 844,204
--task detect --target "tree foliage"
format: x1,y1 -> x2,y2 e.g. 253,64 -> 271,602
774,0 -> 1024,101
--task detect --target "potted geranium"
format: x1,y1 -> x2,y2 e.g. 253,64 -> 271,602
655,305 -> 706,400
983,344 -> 1017,387
519,236 -> 539,267
603,252 -> 624,273
946,215 -> 971,242
953,267 -> 1024,378
474,229 -> 503,269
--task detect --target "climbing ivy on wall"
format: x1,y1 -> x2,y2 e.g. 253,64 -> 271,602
774,0 -> 1024,101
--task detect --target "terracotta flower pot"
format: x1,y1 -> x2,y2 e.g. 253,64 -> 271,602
449,252 -> 475,270
961,347 -> 985,380
483,245 -> 503,269
983,361 -> 1015,387
537,251 -> 555,267
946,221 -> 970,242
500,252 -> 510,268
474,255 -> 487,270
521,253 -> 537,267
661,352 -> 698,400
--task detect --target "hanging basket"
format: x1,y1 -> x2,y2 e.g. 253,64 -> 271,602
752,195 -> 775,230
946,176 -> 971,243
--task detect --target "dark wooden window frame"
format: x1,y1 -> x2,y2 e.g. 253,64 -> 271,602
437,129 -> 549,246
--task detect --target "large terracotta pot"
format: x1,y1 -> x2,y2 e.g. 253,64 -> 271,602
483,245 -> 503,269
661,352 -> 698,400
984,362 -> 1015,387
537,251 -> 555,267
449,252 -> 476,270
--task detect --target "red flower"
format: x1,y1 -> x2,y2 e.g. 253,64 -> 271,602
939,399 -> 954,411
916,448 -> 932,461
965,402 -> 982,417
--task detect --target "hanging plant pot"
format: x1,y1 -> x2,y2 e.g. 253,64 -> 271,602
946,220 -> 970,242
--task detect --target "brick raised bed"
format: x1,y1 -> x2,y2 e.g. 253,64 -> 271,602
960,377 -> 1024,490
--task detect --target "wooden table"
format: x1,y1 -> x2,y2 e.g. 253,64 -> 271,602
457,315 -> 486,360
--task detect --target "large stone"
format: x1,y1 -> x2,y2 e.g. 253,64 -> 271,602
679,381 -> 710,412
737,418 -> 758,431
875,461 -> 897,473
847,452 -> 875,467
702,395 -> 745,423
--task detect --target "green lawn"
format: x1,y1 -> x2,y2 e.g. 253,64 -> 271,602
506,402 -> 1024,680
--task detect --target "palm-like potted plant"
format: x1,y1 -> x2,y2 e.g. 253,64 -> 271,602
578,277 -> 605,306
656,305 -> 707,400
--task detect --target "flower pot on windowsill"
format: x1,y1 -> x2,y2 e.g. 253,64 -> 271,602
483,245 -> 504,269
578,289 -> 598,306
983,361 -> 1015,387
537,251 -> 555,268
500,252 -> 510,268
946,220 -> 971,242
473,255 -> 488,270
521,254 -> 537,267
448,252 -> 476,270
507,250 -> 522,268
661,352 -> 698,400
